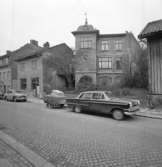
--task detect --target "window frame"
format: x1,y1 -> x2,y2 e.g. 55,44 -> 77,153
98,57 -> 112,70
80,39 -> 92,49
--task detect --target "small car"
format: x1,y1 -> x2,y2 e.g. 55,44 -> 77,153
43,90 -> 66,108
4,89 -> 27,102
66,91 -> 140,120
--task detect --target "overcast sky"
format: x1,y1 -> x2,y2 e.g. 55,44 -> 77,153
0,0 -> 161,55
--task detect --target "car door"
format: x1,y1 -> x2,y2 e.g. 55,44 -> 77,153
79,92 -> 93,111
90,92 -> 107,113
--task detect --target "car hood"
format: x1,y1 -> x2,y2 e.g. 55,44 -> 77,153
109,97 -> 139,105
14,93 -> 26,96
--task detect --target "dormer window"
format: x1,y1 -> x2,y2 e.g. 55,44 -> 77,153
80,39 -> 92,49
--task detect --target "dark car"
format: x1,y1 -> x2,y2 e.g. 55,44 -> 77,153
66,91 -> 140,120
44,90 -> 66,108
4,89 -> 27,102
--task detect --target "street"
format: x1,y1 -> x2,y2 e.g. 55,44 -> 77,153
0,101 -> 162,167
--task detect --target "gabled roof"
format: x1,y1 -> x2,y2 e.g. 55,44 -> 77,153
138,19 -> 162,39
12,43 -> 42,61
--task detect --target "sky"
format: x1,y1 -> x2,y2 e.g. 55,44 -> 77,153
0,0 -> 162,55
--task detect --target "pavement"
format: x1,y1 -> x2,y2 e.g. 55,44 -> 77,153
0,131 -> 55,167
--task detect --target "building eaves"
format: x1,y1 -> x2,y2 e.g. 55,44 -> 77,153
138,19 -> 162,39
72,30 -> 99,35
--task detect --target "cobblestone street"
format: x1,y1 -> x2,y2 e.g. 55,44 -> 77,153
0,101 -> 162,167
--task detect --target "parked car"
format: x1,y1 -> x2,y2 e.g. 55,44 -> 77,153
43,90 -> 66,108
66,91 -> 140,120
4,89 -> 27,102
0,91 -> 4,99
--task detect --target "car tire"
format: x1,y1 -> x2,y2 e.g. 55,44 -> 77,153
112,109 -> 124,120
74,106 -> 81,113
60,104 -> 64,108
13,97 -> 17,102
46,103 -> 49,108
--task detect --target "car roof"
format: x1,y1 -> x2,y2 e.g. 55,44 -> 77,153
80,91 -> 107,94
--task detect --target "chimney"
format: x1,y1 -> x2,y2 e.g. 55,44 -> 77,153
43,42 -> 50,48
6,50 -> 11,55
30,39 -> 38,46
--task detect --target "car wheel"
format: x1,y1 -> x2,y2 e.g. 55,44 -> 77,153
13,97 -> 17,102
112,109 -> 124,120
46,103 -> 49,108
74,106 -> 81,113
60,104 -> 64,108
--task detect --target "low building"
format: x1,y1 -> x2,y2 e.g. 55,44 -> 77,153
139,19 -> 162,103
0,53 -> 11,93
13,41 -> 73,97
72,19 -> 141,88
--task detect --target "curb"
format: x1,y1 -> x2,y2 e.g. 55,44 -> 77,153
135,113 -> 162,119
0,131 -> 55,167
135,108 -> 162,119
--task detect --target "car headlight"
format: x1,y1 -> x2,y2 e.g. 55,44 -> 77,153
129,102 -> 133,107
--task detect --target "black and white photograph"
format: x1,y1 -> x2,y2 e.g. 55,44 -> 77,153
0,0 -> 162,166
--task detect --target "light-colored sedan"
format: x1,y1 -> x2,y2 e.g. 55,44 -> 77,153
44,90 -> 66,108
4,89 -> 27,102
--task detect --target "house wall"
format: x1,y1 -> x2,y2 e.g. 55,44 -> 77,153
73,31 -> 140,88
17,57 -> 43,97
148,38 -> 162,94
96,36 -> 127,87
0,55 -> 11,92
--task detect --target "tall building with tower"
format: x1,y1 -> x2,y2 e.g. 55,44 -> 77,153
72,17 -> 141,88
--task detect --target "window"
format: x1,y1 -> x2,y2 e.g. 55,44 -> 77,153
92,93 -> 105,100
3,72 -> 6,80
114,40 -> 123,50
32,59 -> 37,69
116,57 -> 122,70
6,58 -> 9,64
101,41 -> 110,51
7,71 -> 10,80
99,57 -> 112,69
79,93 -> 92,100
20,78 -> 27,90
80,39 -> 92,49
31,77 -> 39,89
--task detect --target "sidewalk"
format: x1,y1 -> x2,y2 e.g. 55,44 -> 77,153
27,96 -> 44,104
136,108 -> 162,119
0,131 -> 54,167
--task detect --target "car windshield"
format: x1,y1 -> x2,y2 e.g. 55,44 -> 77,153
105,91 -> 112,98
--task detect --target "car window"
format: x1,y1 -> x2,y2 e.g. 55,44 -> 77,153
79,93 -> 92,100
92,93 -> 105,100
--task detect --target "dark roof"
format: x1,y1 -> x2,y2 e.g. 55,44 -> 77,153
138,19 -> 162,39
12,43 -> 43,61
99,33 -> 126,38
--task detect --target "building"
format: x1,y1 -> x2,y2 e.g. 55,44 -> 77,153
72,19 -> 141,88
13,40 -> 73,97
138,19 -> 162,101
0,52 -> 11,93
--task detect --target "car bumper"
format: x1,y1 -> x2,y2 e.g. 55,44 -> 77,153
16,97 -> 27,101
124,106 -> 140,115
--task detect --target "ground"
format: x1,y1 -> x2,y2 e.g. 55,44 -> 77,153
0,100 -> 162,167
